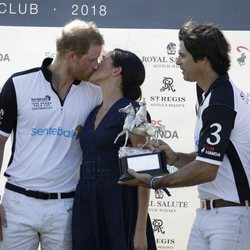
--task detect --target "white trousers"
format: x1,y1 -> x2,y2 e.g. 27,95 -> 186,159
0,189 -> 73,250
187,206 -> 250,250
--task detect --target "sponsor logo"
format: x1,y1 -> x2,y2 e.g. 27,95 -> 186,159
156,238 -> 176,246
0,53 -> 10,62
151,120 -> 179,140
151,119 -> 163,126
166,42 -> 176,55
160,77 -> 176,92
149,200 -> 188,209
141,42 -> 179,69
152,219 -> 165,234
149,77 -> 187,108
149,95 -> 187,108
155,189 -> 165,199
155,238 -> 175,249
149,198 -> 188,214
151,119 -> 179,140
31,95 -> 52,110
31,126 -> 77,139
236,45 -> 249,66
201,145 -> 221,157
152,219 -> 176,248
155,130 -> 179,139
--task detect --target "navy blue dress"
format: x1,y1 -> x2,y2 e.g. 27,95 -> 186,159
72,97 -> 156,250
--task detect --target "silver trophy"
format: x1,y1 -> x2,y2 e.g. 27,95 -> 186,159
114,98 -> 169,180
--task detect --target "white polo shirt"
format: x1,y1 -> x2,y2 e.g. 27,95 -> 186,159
195,74 -> 250,203
0,58 -> 102,193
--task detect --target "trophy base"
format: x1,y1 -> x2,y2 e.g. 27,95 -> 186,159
118,150 -> 169,181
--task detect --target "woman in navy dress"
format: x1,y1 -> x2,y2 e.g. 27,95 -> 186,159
72,48 -> 156,250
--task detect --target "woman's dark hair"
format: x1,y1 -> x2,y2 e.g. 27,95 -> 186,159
111,48 -> 145,100
178,21 -> 231,75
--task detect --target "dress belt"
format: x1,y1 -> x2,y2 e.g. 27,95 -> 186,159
80,160 -> 120,180
200,199 -> 250,210
5,182 -> 75,200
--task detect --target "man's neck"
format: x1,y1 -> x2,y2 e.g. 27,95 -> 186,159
197,71 -> 219,93
48,58 -> 75,99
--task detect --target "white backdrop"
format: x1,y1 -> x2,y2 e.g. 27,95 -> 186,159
0,24 -> 250,249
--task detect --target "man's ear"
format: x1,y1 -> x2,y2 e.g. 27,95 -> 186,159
200,56 -> 208,65
66,51 -> 78,63
112,66 -> 122,76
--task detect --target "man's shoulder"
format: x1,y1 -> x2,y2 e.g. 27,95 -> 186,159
11,67 -> 41,79
12,58 -> 52,80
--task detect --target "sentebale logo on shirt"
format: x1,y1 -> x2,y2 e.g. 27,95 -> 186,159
31,127 -> 77,139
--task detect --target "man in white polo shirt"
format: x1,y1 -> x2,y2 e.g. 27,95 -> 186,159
120,21 -> 250,250
0,19 -> 104,249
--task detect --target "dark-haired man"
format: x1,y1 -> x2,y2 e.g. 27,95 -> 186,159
120,21 -> 250,250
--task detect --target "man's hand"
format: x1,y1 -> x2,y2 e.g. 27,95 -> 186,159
0,204 -> 7,241
146,140 -> 177,166
118,169 -> 152,188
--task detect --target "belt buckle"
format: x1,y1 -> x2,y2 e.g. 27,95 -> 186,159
200,199 -> 207,210
47,192 -> 60,199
